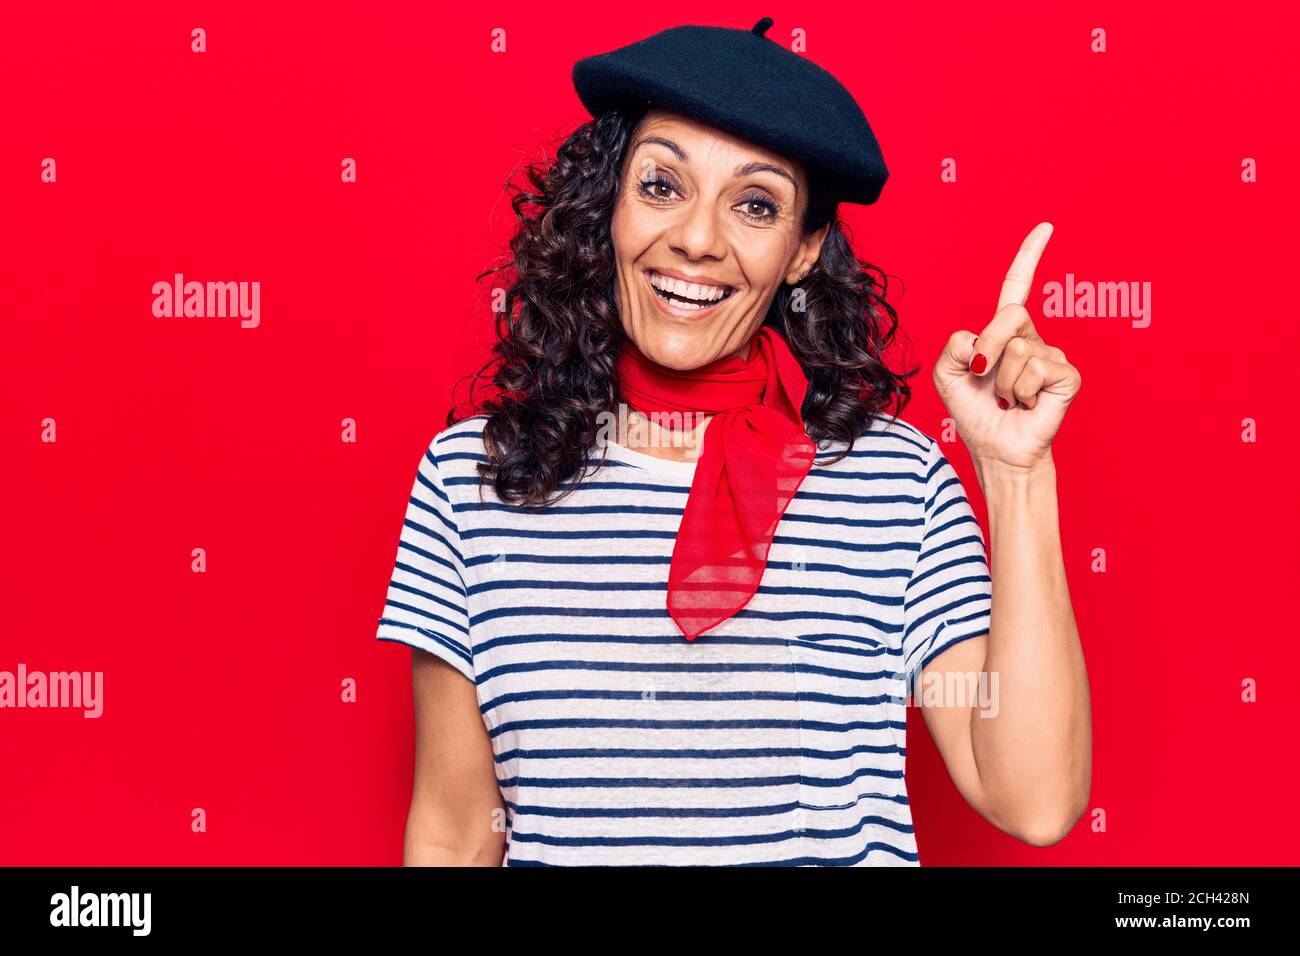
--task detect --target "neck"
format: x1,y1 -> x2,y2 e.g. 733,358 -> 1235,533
613,332 -> 767,462
620,408 -> 711,463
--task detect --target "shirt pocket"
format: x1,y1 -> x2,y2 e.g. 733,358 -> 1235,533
784,633 -> 909,812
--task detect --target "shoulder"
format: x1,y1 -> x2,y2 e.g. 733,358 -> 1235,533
813,412 -> 937,475
406,417 -> 490,509
855,416 -> 978,516
857,412 -> 935,456
425,415 -> 490,470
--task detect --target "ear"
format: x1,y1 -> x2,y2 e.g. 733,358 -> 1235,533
787,222 -> 831,284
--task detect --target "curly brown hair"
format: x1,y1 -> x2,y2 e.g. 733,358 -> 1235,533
449,107 -> 920,509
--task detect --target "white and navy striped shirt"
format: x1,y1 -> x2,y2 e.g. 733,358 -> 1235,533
377,412 -> 992,865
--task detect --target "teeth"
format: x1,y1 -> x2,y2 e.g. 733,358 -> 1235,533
655,290 -> 708,310
649,271 -> 732,303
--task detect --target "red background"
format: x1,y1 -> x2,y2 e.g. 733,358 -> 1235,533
2,1 -> 1296,865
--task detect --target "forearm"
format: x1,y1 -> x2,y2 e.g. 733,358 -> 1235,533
968,450 -> 1092,843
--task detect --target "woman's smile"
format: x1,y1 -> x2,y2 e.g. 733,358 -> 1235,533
641,267 -> 737,321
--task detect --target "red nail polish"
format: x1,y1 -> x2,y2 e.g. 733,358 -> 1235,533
996,396 -> 1009,410
970,353 -> 987,374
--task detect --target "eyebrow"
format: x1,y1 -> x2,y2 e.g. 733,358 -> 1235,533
633,135 -> 799,195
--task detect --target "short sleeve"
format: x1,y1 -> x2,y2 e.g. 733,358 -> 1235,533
375,437 -> 474,684
901,439 -> 993,684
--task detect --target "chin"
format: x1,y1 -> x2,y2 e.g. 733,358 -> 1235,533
632,324 -> 739,371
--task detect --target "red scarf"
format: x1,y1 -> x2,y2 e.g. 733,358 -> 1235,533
616,327 -> 817,640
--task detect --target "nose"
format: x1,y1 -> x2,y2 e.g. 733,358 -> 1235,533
666,193 -> 728,262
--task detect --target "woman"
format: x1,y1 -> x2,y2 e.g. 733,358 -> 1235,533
377,17 -> 1090,866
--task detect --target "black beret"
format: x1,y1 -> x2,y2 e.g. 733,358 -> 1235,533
572,16 -> 889,206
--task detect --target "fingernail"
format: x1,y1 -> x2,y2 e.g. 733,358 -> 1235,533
970,353 -> 987,374
996,396 -> 1009,410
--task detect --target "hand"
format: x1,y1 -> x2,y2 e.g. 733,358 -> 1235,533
932,222 -> 1082,473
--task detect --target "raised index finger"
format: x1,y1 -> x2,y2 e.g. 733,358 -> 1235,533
996,222 -> 1054,312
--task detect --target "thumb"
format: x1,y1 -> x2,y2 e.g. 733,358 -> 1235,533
934,329 -> 981,387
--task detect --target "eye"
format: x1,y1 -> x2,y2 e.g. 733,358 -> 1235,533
737,192 -> 780,222
638,175 -> 679,202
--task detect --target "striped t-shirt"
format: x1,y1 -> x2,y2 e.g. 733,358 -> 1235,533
376,412 -> 992,866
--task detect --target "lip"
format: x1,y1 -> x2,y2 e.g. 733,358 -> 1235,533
649,267 -> 735,288
642,268 -> 736,321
